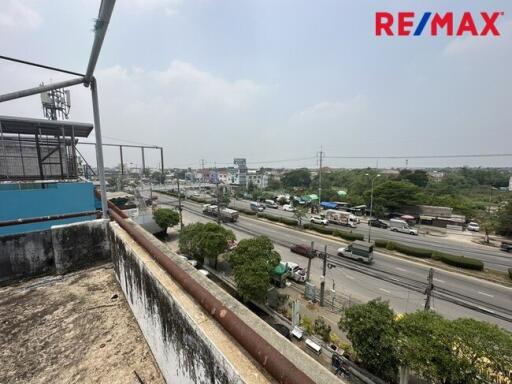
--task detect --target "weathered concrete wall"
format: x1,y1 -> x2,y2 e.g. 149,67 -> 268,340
109,220 -> 340,384
0,219 -> 110,284
52,219 -> 110,274
0,230 -> 54,283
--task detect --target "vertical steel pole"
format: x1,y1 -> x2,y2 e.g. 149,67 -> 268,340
141,147 -> 145,177
119,145 -> 124,175
90,78 -> 108,219
160,147 -> 164,184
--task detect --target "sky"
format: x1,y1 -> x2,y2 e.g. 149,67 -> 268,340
0,0 -> 511,170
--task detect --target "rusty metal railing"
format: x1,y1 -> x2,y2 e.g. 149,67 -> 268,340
108,205 -> 315,384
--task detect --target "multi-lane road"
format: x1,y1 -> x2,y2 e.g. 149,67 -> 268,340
228,198 -> 512,272
152,192 -> 512,331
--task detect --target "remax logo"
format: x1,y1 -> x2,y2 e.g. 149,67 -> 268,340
375,12 -> 504,36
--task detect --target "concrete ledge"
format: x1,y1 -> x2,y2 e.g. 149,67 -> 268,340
109,220 -> 340,384
52,219 -> 110,274
0,219 -> 110,284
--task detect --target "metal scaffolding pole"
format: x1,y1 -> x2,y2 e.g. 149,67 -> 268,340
84,0 -> 116,85
141,147 -> 145,176
0,77 -> 84,103
90,78 -> 108,218
160,147 -> 164,183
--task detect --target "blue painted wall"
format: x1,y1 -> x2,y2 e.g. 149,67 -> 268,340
0,181 -> 100,236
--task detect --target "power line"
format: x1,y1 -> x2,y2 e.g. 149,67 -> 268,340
325,153 -> 512,160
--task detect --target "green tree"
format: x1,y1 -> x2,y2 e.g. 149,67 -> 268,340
400,169 -> 429,187
496,199 -> 512,237
397,311 -> 459,383
281,168 -> 311,189
293,206 -> 308,227
371,180 -> 421,213
178,222 -> 235,264
397,311 -> 512,384
151,171 -> 163,183
449,318 -> 512,384
475,212 -> 497,243
228,236 -> 281,302
153,208 -> 180,232
266,178 -> 282,191
338,299 -> 399,381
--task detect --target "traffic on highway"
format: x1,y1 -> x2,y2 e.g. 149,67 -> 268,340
152,191 -> 512,331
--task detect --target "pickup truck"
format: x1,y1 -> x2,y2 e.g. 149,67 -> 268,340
337,240 -> 374,264
282,261 -> 307,283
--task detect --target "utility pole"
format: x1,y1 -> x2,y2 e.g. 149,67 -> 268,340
318,148 -> 323,214
320,245 -> 327,306
366,173 -> 380,242
424,268 -> 434,310
177,177 -> 183,230
215,164 -> 221,224
306,241 -> 314,282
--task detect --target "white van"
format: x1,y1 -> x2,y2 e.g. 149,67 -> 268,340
389,218 -> 418,235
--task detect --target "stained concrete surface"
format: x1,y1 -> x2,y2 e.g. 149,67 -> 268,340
0,264 -> 165,384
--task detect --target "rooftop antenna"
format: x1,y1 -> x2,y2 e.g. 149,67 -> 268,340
40,82 -> 71,120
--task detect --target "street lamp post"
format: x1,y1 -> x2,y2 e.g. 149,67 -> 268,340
366,173 -> 380,242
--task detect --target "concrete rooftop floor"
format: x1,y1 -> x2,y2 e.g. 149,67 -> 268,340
0,264 -> 165,384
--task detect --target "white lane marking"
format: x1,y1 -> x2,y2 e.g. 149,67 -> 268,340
395,267 -> 406,272
379,288 -> 391,294
345,275 -> 355,280
477,291 -> 494,298
433,278 -> 445,283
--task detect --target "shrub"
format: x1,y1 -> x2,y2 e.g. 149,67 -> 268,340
374,239 -> 388,248
432,252 -> 484,271
314,317 -> 332,342
280,217 -> 299,226
237,208 -> 256,216
509,268 -> 512,280
393,243 -> 432,258
189,196 -> 208,204
306,223 -> 336,235
386,241 -> 396,251
335,230 -> 364,242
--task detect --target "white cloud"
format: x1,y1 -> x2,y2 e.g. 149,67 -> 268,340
0,0 -> 42,30
443,20 -> 512,56
121,0 -> 183,15
289,95 -> 366,125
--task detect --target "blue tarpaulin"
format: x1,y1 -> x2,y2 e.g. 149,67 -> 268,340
320,201 -> 337,209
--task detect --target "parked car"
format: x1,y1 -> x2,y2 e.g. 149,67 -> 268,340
290,244 -> 318,257
310,215 -> 328,225
467,222 -> 480,232
265,199 -> 279,209
500,241 -> 512,253
283,204 -> 295,212
368,219 -> 388,229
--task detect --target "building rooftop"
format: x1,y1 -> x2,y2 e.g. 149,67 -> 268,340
0,265 -> 164,384
0,115 -> 93,137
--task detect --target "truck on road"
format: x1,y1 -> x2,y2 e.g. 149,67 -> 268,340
337,241 -> 374,264
325,209 -> 357,228
389,218 -> 418,235
202,204 -> 239,222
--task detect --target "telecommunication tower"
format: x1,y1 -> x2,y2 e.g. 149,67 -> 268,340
40,82 -> 71,120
